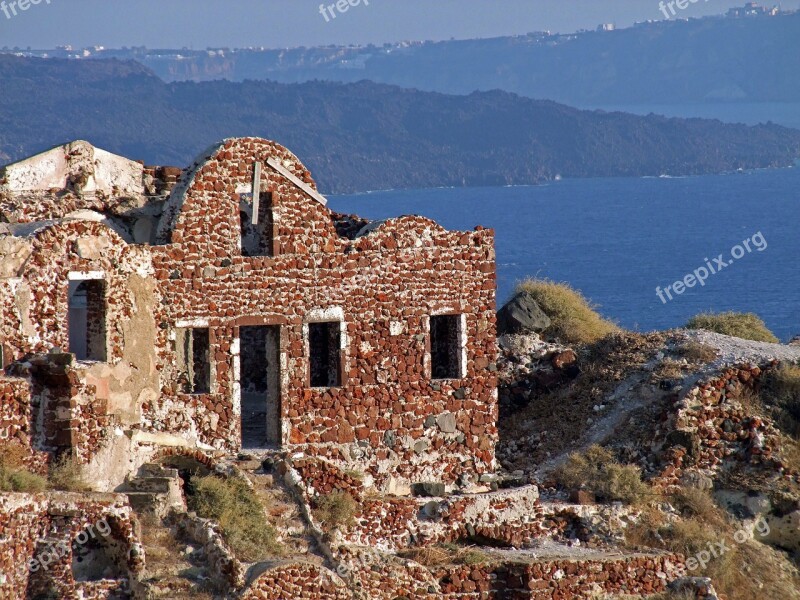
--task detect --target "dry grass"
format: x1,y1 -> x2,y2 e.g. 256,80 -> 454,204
671,487 -> 725,528
0,467 -> 47,492
656,359 -> 686,380
646,592 -> 696,600
312,490 -> 358,531
188,474 -> 282,562
398,544 -> 489,567
555,445 -> 650,505
625,489 -> 800,600
515,279 -> 619,345
676,340 -> 719,364
760,362 -> 800,438
0,444 -> 47,492
48,454 -> 91,492
685,311 -> 779,343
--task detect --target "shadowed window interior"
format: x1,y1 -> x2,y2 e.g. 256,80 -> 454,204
309,321 -> 341,388
71,524 -> 124,582
431,315 -> 463,380
176,327 -> 211,394
240,191 -> 275,257
68,279 -> 107,362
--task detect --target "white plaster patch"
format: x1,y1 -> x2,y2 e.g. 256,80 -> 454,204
176,318 -> 210,328
68,270 -> 105,281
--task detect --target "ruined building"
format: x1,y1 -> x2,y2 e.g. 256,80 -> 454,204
0,138 -> 498,493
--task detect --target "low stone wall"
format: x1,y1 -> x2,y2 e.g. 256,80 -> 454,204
240,561 -> 351,600
0,376 -> 49,474
431,553 -> 682,599
655,362 -> 793,487
286,455 -> 582,553
172,511 -> 245,592
0,492 -> 143,600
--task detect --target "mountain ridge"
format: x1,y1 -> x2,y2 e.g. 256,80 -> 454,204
1,55 -> 799,193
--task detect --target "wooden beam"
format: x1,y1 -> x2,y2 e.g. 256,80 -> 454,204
251,161 -> 262,225
266,157 -> 327,206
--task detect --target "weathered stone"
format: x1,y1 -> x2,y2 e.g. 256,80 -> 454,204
496,291 -> 552,335
437,412 -> 457,433
411,482 -> 446,497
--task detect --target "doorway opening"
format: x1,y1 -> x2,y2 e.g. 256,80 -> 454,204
240,325 -> 281,449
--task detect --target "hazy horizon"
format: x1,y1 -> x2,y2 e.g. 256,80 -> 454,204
2,0 -> 799,50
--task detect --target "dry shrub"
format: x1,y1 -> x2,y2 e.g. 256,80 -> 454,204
48,454 -> 90,492
761,362 -> 800,438
188,474 -> 282,561
515,279 -> 618,345
657,359 -> 686,380
685,311 -> 779,343
0,468 -> 47,492
555,445 -> 650,505
626,488 -> 800,600
624,505 -> 667,550
671,488 -> 725,528
313,490 -> 357,531
0,443 -> 47,492
0,442 -> 30,470
676,340 -> 718,364
398,544 -> 488,567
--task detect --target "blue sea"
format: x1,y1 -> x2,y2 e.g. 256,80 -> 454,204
329,167 -> 800,341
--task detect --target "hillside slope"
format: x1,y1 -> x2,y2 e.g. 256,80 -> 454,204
1,55 -> 800,193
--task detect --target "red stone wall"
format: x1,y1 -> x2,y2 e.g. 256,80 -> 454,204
0,376 -> 49,473
0,493 -> 142,600
654,362 -> 796,487
0,221 -> 143,362
240,562 -> 351,600
149,138 -> 498,485
0,137 -> 498,487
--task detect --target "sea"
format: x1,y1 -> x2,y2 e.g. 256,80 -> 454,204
329,165 -> 800,342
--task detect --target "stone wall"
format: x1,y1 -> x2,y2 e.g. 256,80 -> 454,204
0,376 -> 49,474
654,362 -> 795,487
0,492 -> 143,600
240,562 -> 351,600
149,137 -> 498,488
237,552 -> 682,600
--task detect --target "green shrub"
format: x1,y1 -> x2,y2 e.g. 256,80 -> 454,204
313,490 -> 357,531
188,474 -> 281,562
685,311 -> 779,343
555,445 -> 650,505
515,279 -> 618,344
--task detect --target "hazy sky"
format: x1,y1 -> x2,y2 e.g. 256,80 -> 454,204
2,0 -> 799,49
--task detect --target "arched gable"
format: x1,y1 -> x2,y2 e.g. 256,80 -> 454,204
156,138 -> 341,256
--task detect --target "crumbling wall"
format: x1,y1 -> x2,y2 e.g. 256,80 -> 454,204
0,492 -> 143,600
0,376 -> 49,473
240,562 -> 351,600
149,138 -> 498,487
654,362 -> 793,487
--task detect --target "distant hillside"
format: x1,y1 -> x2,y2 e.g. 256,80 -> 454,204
1,55 -> 799,193
31,11 -> 800,106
